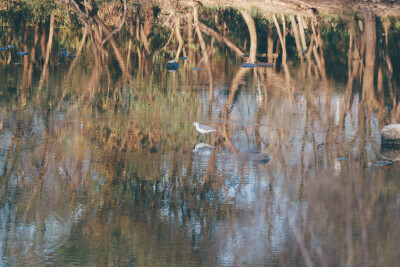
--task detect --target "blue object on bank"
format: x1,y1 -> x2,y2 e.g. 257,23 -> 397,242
241,63 -> 257,68
58,51 -> 68,57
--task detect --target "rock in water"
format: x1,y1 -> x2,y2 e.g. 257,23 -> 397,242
380,145 -> 400,162
165,60 -> 179,72
381,124 -> 400,145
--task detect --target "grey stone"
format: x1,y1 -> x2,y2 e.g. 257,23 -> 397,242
381,124 -> 400,145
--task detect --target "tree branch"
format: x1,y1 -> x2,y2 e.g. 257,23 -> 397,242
102,0 -> 127,45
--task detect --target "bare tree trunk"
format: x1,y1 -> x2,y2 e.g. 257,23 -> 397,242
193,4 -> 213,95
338,23 -> 359,130
240,10 -> 257,63
21,22 -> 29,93
187,12 -> 193,45
135,6 -> 140,41
129,7 -> 134,37
40,25 -> 47,57
174,16 -> 184,61
267,24 -> 274,63
382,19 -> 393,77
26,21 -> 40,89
38,13 -> 55,91
93,14 -> 127,72
361,10 -> 377,115
290,15 -> 304,62
311,16 -> 327,80
140,24 -> 151,53
297,15 -> 307,50
199,22 -> 244,56
273,14 -> 287,62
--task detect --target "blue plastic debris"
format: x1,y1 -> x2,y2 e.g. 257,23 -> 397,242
241,63 -> 257,68
180,57 -> 187,60
192,67 -> 201,71
17,52 -> 29,56
58,51 -> 68,57
242,54 -> 250,57
377,161 -> 392,165
373,164 -> 384,167
7,45 -> 15,48
0,47 -> 9,51
336,158 -> 347,161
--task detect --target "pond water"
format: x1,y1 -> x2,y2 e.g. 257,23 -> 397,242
0,6 -> 400,266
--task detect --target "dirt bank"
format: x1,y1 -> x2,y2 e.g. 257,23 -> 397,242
187,0 -> 400,17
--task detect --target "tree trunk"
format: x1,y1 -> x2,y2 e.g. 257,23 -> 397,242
174,16 -> 184,61
267,24 -> 273,63
241,10 -> 257,63
273,14 -> 287,62
290,15 -> 304,62
199,22 -> 244,56
193,4 -> 213,95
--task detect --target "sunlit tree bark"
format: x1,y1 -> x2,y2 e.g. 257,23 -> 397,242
174,16 -> 184,61
193,3 -> 213,95
290,15 -> 304,63
273,14 -> 287,62
199,22 -> 245,56
38,13 -> 55,91
361,10 -> 377,113
241,10 -> 257,63
267,24 -> 274,64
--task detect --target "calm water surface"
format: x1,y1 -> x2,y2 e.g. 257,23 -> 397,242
0,7 -> 400,266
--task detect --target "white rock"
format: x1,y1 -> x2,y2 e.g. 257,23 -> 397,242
381,124 -> 400,144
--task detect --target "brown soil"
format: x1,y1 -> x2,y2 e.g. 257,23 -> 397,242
190,0 -> 400,17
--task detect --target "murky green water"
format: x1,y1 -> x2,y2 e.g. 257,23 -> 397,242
1,6 -> 400,266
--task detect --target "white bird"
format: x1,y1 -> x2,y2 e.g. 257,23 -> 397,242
193,122 -> 217,136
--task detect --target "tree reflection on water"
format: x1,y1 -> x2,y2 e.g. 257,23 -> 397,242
0,2 -> 400,266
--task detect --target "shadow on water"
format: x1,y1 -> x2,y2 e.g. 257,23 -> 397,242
1,1 -> 400,266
